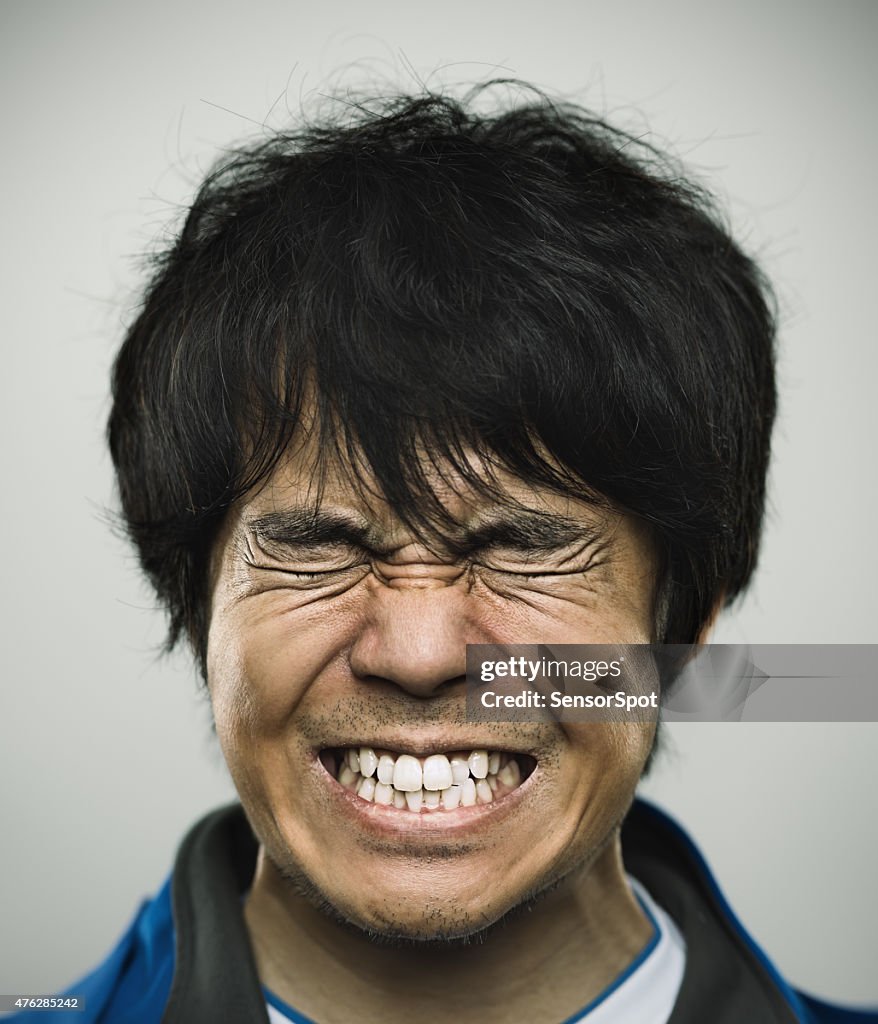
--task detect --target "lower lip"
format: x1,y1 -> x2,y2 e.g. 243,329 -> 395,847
315,757 -> 537,838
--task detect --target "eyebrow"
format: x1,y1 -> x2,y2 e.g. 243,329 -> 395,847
244,509 -> 375,550
465,511 -> 599,553
243,506 -> 602,556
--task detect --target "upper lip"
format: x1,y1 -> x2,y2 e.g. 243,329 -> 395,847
319,737 -> 538,758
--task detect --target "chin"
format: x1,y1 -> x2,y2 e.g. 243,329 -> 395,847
272,840 -> 574,949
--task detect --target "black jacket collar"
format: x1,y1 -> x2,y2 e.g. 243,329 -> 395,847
622,801 -> 800,1022
161,802 -> 801,1023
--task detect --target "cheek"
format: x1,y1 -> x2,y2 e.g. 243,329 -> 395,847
609,721 -> 656,765
548,725 -> 654,874
205,617 -> 302,792
564,723 -> 655,818
205,616 -> 306,823
604,723 -> 656,782
205,636 -> 263,792
205,590 -> 365,794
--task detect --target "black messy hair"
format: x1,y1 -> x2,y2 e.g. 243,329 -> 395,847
108,84 -> 776,674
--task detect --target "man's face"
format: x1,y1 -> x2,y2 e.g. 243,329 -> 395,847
206,438 -> 657,941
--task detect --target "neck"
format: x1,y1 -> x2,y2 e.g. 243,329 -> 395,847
244,834 -> 652,1024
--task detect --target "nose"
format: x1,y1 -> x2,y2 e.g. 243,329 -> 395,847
348,585 -> 468,698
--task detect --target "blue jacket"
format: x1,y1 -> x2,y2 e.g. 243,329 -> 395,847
11,800 -> 876,1023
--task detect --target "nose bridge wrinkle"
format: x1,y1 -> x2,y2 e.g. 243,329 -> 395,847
370,556 -> 468,589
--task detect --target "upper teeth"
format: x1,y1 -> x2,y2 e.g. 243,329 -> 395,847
333,747 -> 523,811
394,754 -> 424,792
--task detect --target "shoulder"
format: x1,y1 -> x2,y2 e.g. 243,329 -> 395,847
7,804 -> 255,1024
7,877 -> 175,1024
625,799 -> 878,1024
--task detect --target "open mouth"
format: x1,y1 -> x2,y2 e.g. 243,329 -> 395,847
321,747 -> 536,812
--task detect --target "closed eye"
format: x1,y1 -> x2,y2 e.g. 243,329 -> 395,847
476,538 -> 610,579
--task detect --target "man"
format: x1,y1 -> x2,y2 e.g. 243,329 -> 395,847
14,86 -> 871,1023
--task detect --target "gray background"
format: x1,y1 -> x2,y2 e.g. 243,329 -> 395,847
1,0 -> 876,1007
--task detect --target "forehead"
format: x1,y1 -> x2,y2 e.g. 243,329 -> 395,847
224,429 -> 656,568
239,432 -> 601,533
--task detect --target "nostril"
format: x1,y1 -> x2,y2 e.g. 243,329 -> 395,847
348,675 -> 469,709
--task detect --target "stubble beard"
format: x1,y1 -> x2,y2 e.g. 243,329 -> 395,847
265,822 -> 621,951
